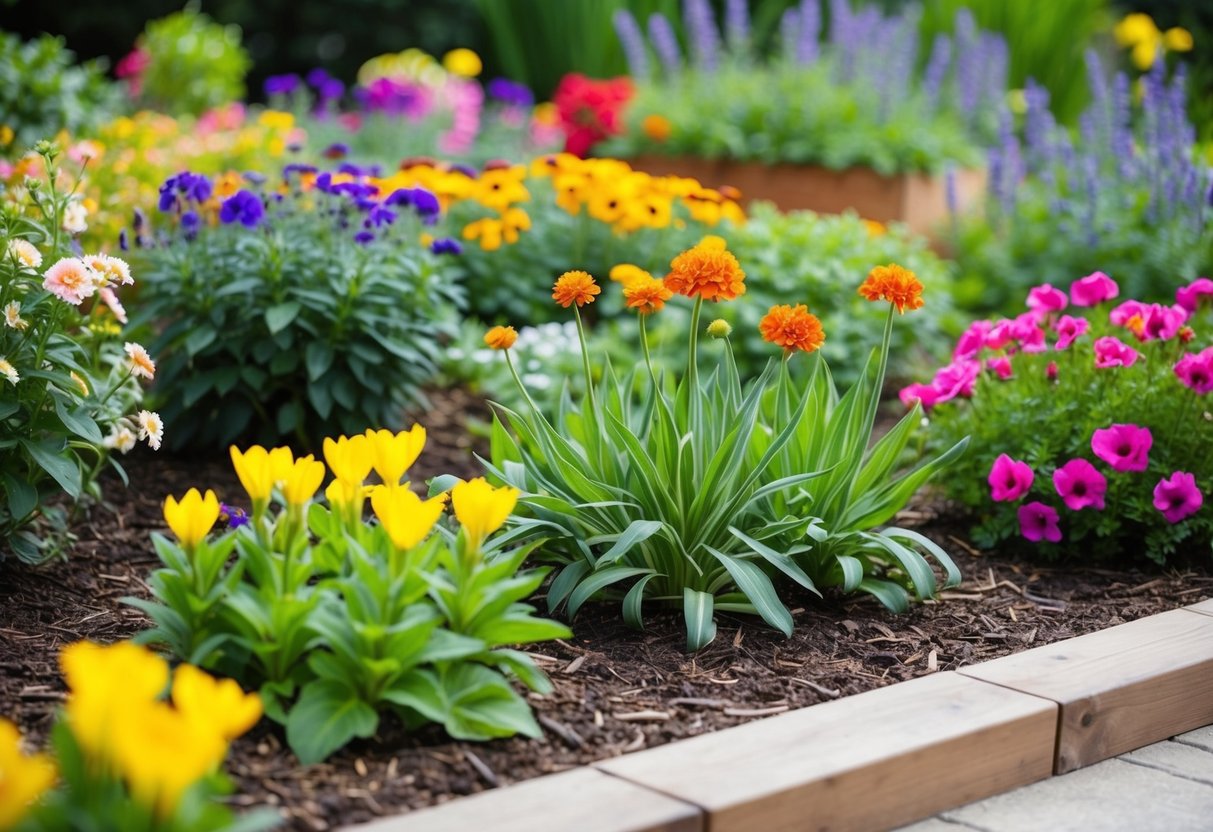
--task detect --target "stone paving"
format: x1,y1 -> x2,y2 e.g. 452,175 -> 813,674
898,725 -> 1213,832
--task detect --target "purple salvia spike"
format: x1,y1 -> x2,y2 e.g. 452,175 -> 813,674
647,13 -> 682,77
725,0 -> 749,55
953,8 -> 980,114
780,8 -> 801,61
613,10 -> 650,80
944,164 -> 958,216
797,0 -> 820,64
683,0 -> 721,72
922,34 -> 951,112
828,0 -> 849,44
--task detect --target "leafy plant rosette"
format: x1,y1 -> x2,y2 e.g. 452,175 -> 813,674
485,239 -> 967,650
3,640 -> 273,832
907,272 -> 1213,562
127,426 -> 570,764
132,164 -> 464,450
1,141 -> 161,562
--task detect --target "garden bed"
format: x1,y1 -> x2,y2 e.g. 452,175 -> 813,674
1,391 -> 1210,831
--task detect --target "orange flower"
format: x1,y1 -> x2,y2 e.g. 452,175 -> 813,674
759,304 -> 825,354
858,264 -> 924,314
552,270 -> 601,308
663,239 -> 746,302
609,264 -> 652,286
484,325 -> 518,350
642,114 -> 672,142
623,276 -> 674,315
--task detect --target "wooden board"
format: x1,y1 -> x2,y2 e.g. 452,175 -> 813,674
959,607 -> 1213,774
344,767 -> 702,832
596,672 -> 1056,832
1187,597 -> 1213,617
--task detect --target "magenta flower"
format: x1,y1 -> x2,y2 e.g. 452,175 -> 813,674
1053,459 -> 1107,511
1091,424 -> 1152,472
985,320 -> 1015,351
899,383 -> 940,410
1018,502 -> 1062,543
1174,348 -> 1213,395
1053,314 -> 1090,351
1176,277 -> 1213,313
1070,271 -> 1119,307
954,320 -> 992,360
989,454 -> 1034,502
1026,284 -> 1068,319
987,355 -> 1013,379
1109,300 -> 1148,326
1153,472 -> 1203,523
1046,361 -> 1058,381
1133,304 -> 1187,342
929,360 -> 981,404
1093,336 -> 1140,369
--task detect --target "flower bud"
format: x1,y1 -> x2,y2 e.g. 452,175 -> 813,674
707,319 -> 732,339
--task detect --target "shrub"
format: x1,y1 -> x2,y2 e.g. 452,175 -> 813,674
908,273 -> 1213,562
129,429 -> 569,763
487,240 -> 965,650
0,143 -> 158,562
133,164 -> 463,450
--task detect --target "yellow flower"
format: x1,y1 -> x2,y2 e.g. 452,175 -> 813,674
325,478 -> 367,516
171,663 -> 262,741
282,455 -> 325,506
1132,38 -> 1158,70
370,483 -> 447,550
1114,13 -> 1159,47
0,718 -> 55,829
451,477 -> 519,547
586,190 -> 628,224
0,125 -> 13,147
443,48 -> 482,77
230,445 -> 275,502
609,264 -> 652,286
1164,27 -> 1193,52
484,325 -> 518,350
365,425 -> 426,485
268,446 -> 296,485
163,488 -> 221,548
706,318 -> 733,339
258,110 -> 295,131
323,434 -> 374,486
60,641 -> 170,761
472,167 -> 529,212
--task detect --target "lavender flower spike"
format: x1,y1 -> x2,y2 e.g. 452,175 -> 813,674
613,10 -> 650,81
797,0 -> 821,65
725,0 -> 749,55
683,0 -> 721,72
648,13 -> 682,78
779,8 -> 801,62
922,34 -> 951,112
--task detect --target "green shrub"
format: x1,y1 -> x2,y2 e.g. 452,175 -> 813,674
136,6 -> 251,116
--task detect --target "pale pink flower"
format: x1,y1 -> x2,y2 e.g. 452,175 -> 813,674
124,342 -> 155,380
42,257 -> 97,305
7,238 -> 42,270
3,301 -> 28,331
99,288 -> 128,324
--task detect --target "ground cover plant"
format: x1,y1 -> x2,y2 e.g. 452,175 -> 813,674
908,272 -> 1213,562
486,238 -> 966,649
130,427 -> 569,764
0,142 -> 158,562
132,164 -> 463,450
607,0 -> 1006,174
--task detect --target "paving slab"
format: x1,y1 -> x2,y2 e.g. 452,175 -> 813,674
1175,724 -> 1213,753
1122,740 -> 1213,786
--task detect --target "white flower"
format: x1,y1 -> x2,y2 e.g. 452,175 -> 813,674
103,425 -> 137,454
62,200 -> 88,235
6,239 -> 42,270
124,342 -> 156,380
3,301 -> 28,331
136,410 -> 164,450
0,357 -> 19,385
82,253 -> 132,288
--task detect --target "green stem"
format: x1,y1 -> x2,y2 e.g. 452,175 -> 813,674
573,306 -> 597,414
639,314 -> 659,391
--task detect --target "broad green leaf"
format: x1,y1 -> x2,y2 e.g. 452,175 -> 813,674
20,438 -> 80,497
683,587 -> 717,651
265,301 -> 302,335
622,573 -> 660,630
286,679 -> 378,764
596,519 -> 666,567
566,566 -> 655,618
706,547 -> 793,636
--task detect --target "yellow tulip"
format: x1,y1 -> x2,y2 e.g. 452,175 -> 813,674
1132,38 -> 1159,70
1164,27 -> 1193,52
323,434 -> 373,486
171,663 -> 263,741
0,719 -> 56,829
365,425 -> 426,485
60,641 -> 169,761
370,483 -> 446,550
268,446 -> 295,485
443,47 -> 482,78
230,445 -> 274,502
325,478 -> 366,514
1114,12 -> 1159,47
451,478 -> 519,547
282,455 -> 326,506
163,488 -> 221,549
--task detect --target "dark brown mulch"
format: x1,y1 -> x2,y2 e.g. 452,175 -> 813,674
2,391 -> 1211,831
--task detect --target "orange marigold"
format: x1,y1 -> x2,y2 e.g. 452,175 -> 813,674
759,304 -> 825,354
642,114 -> 672,142
552,270 -> 601,308
663,239 -> 746,302
858,263 -> 924,314
623,276 -> 674,315
484,325 -> 518,350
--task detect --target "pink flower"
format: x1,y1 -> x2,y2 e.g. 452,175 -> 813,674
1010,313 -> 1046,353
987,356 -> 1013,379
42,257 -> 97,305
899,383 -> 940,410
1153,472 -> 1203,523
1174,348 -> 1213,394
985,320 -> 1015,351
930,360 -> 981,404
1052,459 -> 1107,511
1093,336 -> 1140,369
1026,284 -> 1068,319
989,454 -> 1034,502
98,287 -> 127,324
1109,300 -> 1148,326
1046,361 -> 1058,381
1133,304 -> 1187,342
1091,424 -> 1152,472
1053,315 -> 1090,351
1018,502 -> 1062,543
1070,271 -> 1119,307
1176,277 -> 1213,313
954,320 -> 992,360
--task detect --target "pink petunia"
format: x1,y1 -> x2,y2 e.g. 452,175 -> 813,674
1026,284 -> 1068,320
987,356 -> 1013,380
1133,304 -> 1187,342
1010,313 -> 1047,353
1176,277 -> 1213,313
899,383 -> 940,410
1109,300 -> 1148,326
1053,459 -> 1107,511
1018,502 -> 1062,543
1153,472 -> 1203,523
1070,271 -> 1119,307
954,320 -> 992,360
989,454 -> 1034,502
1174,348 -> 1213,394
1093,336 -> 1140,369
1053,315 -> 1090,351
985,320 -> 1016,351
1091,424 -> 1152,473
42,257 -> 97,305
929,360 -> 981,404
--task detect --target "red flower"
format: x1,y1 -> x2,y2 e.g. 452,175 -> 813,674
553,73 -> 633,157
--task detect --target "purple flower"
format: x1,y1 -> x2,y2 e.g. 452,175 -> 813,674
922,34 -> 951,111
1053,315 -> 1089,351
264,74 -> 301,97
364,205 -> 396,228
219,190 -> 265,228
220,503 -> 249,529
796,0 -> 821,64
283,163 -> 319,178
1174,348 -> 1213,394
1153,472 -> 1203,523
180,210 -> 200,239
133,208 -> 146,231
354,231 -> 375,245
158,172 -> 212,212
487,78 -> 535,108
648,13 -> 682,76
1018,502 -> 1062,543
1091,424 -> 1152,473
612,10 -> 650,80
683,0 -> 721,71
725,0 -> 749,52
989,454 -> 1034,502
118,229 -> 129,251
1053,459 -> 1107,512
430,237 -> 462,255
306,68 -> 332,88
323,143 -> 350,160
1070,272 -> 1119,307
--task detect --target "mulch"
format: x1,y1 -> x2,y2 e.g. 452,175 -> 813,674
1,389 -> 1210,831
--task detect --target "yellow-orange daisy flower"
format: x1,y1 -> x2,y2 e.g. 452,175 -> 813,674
623,276 -> 674,315
484,325 -> 518,350
552,270 -> 600,308
663,239 -> 746,302
857,263 -> 924,314
759,304 -> 825,354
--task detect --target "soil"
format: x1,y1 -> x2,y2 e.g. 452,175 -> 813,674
2,389 -> 1211,831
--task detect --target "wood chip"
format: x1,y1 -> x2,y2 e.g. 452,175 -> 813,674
563,655 -> 586,674
668,697 -> 730,709
723,705 -> 789,718
614,709 -> 671,722
354,758 -> 367,777
790,678 -> 841,698
927,649 -> 938,672
463,750 -> 498,788
538,715 -> 586,749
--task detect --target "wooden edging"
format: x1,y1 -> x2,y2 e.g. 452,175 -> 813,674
345,600 -> 1213,832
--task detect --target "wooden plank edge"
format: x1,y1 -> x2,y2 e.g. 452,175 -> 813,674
1185,598 -> 1213,617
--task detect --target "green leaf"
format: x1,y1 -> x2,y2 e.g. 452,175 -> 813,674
286,679 -> 379,764
836,554 -> 865,591
728,526 -> 819,595
3,472 -> 37,521
305,341 -> 334,381
52,393 -> 102,444
596,519 -> 665,567
683,587 -> 717,651
706,547 -> 793,636
265,301 -> 302,335
858,578 -> 910,613
185,325 -> 218,356
566,566 -> 655,618
20,438 -> 81,497
622,573 -> 659,630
